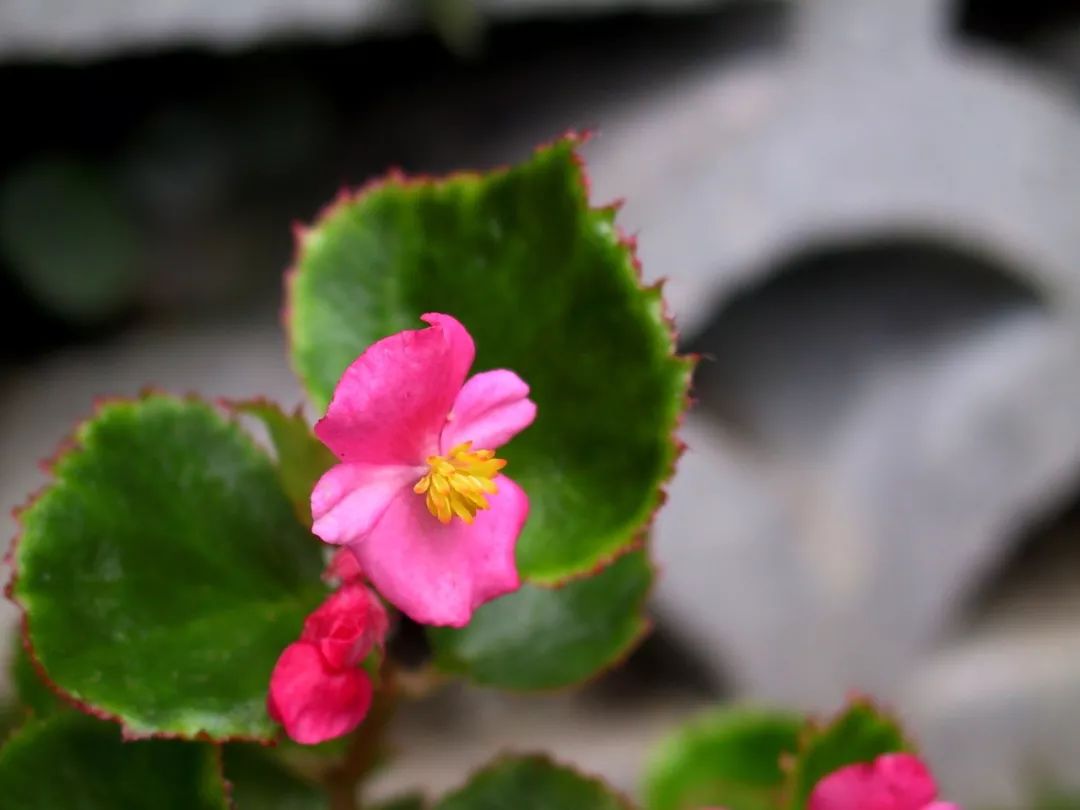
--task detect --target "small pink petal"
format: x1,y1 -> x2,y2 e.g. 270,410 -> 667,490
441,369 -> 537,453
301,582 -> 389,670
267,642 -> 373,745
421,312 -> 475,390
323,548 -> 364,584
311,462 -> 418,546
809,754 -> 945,810
351,475 -> 528,626
314,313 -> 474,466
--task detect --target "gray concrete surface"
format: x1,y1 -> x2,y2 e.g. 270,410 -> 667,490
580,0 -> 1080,797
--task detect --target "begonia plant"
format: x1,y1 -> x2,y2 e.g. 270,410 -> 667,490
1,136 -> 960,809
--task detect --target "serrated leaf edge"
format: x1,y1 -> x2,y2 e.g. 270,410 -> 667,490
429,548 -> 656,694
281,132 -> 695,588
4,390 -> 291,745
780,693 -> 915,809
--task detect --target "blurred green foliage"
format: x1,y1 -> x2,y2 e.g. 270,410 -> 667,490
0,157 -> 141,323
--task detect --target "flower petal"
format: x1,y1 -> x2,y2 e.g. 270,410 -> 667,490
267,642 -> 373,745
440,369 -> 537,453
301,582 -> 389,670
351,475 -> 528,627
323,548 -> 365,584
809,754 -> 941,810
874,754 -> 939,808
421,312 -> 475,391
311,462 -> 419,546
314,312 -> 475,465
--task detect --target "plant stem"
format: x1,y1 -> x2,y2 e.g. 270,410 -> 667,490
324,669 -> 400,810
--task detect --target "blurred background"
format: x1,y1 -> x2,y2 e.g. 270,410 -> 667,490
3,0 -> 1080,805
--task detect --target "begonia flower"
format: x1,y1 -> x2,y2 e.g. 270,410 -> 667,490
809,753 -> 960,810
310,313 -> 536,627
268,582 -> 388,744
323,547 -> 364,585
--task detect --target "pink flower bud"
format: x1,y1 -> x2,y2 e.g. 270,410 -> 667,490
267,583 -> 388,745
809,753 -> 960,810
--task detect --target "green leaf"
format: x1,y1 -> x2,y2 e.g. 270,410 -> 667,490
428,549 -> 651,689
224,744 -> 328,810
11,640 -> 61,717
786,700 -> 910,810
0,713 -> 229,809
11,395 -> 325,740
228,398 -> 336,526
642,707 -> 802,810
1032,790 -> 1080,810
288,137 -> 690,583
435,756 -> 630,810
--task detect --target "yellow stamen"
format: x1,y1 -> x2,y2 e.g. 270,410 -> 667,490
413,442 -> 506,524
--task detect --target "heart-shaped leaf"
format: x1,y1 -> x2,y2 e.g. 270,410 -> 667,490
434,755 -> 631,810
642,707 -> 802,810
287,136 -> 690,584
0,713 -> 229,809
427,549 -> 651,689
10,395 -> 325,740
785,700 -> 910,810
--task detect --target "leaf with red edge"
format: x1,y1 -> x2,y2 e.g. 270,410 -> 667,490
427,549 -> 652,689
287,136 -> 691,585
228,398 -> 336,526
785,699 -> 911,810
642,706 -> 802,810
10,639 -> 60,717
0,713 -> 230,809
10,394 -> 325,741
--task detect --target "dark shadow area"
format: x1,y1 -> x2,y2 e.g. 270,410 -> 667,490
954,0 -> 1080,91
389,606 -> 725,702
685,237 -> 1044,454
1,3 -> 788,363
950,487 -> 1080,635
583,621 -> 726,704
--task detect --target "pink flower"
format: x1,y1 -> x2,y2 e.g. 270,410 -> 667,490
809,754 -> 960,810
268,582 -> 389,745
310,313 -> 536,627
323,548 -> 364,585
